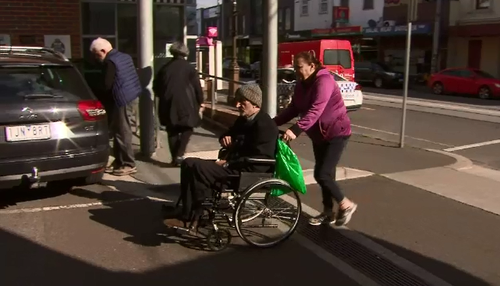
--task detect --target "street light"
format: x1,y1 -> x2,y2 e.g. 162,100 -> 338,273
227,0 -> 239,104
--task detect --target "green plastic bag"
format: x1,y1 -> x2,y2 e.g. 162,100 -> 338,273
271,139 -> 307,196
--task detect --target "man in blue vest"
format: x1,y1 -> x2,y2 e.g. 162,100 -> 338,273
90,37 -> 142,176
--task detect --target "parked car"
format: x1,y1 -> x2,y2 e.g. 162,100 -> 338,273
428,67 -> 500,99
355,61 -> 404,88
0,46 -> 109,190
254,68 -> 363,112
222,59 -> 252,78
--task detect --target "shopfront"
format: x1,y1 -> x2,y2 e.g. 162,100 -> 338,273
81,0 -> 190,89
363,23 -> 435,75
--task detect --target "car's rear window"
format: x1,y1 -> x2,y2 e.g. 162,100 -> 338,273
323,49 -> 352,69
0,65 -> 92,102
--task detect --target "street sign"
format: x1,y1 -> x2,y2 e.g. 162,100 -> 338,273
408,0 -> 418,22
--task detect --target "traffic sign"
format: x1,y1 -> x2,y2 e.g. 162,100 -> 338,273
408,0 -> 418,22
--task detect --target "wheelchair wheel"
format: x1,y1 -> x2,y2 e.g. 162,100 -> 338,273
206,229 -> 232,251
234,178 -> 301,248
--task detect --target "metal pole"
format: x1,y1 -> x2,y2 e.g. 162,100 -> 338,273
227,0 -> 240,104
430,0 -> 442,73
138,0 -> 155,157
182,5 -> 187,46
262,0 -> 278,118
399,22 -> 412,148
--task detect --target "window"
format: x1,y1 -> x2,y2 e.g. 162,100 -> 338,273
319,0 -> 328,14
474,70 -> 495,78
374,62 -> 393,72
154,5 -> 181,59
354,62 -> 371,70
301,0 -> 308,16
285,8 -> 291,30
340,0 -> 349,7
117,4 -> 137,58
457,69 -> 474,77
81,3 -> 115,35
0,66 -> 93,102
323,49 -> 352,69
278,9 -> 283,23
363,0 -> 374,10
476,0 -> 490,9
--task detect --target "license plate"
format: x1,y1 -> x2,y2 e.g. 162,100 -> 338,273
343,93 -> 355,98
5,124 -> 51,142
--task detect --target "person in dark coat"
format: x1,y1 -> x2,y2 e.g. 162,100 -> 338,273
162,84 -> 279,232
153,42 -> 204,167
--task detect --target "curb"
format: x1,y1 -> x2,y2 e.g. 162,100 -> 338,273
363,94 -> 500,117
424,149 -> 473,171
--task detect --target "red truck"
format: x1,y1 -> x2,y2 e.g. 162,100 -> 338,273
278,40 -> 355,81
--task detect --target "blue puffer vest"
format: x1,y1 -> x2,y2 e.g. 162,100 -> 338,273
106,49 -> 142,107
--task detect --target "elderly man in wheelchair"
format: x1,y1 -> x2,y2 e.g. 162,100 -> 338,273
162,84 -> 281,233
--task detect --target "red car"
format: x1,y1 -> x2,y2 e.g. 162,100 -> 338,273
428,67 -> 500,99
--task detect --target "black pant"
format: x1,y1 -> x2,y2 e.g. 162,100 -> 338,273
166,125 -> 193,160
110,105 -> 136,168
312,136 -> 349,213
179,158 -> 237,220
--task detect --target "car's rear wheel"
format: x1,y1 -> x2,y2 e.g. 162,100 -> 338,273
432,82 -> 444,95
373,77 -> 383,88
478,86 -> 491,100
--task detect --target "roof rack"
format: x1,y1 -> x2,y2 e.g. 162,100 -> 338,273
0,46 -> 69,62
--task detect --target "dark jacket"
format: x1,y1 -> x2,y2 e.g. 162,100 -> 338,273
153,57 -> 204,129
103,49 -> 142,107
220,111 -> 279,173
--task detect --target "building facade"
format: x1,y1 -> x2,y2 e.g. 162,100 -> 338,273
294,0 -> 384,30
218,0 -> 294,64
370,0 -> 452,75
447,0 -> 500,77
199,5 -> 221,38
293,0 -> 384,61
0,0 -> 196,81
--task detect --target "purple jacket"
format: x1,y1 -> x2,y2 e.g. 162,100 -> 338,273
274,68 -> 351,143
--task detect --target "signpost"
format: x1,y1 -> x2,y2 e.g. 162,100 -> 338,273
399,0 -> 418,148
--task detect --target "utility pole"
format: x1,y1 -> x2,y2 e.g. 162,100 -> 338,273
431,0 -> 442,73
138,0 -> 155,157
399,0 -> 417,148
262,0 -> 278,118
227,0 -> 239,104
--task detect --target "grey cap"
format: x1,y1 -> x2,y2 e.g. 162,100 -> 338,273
169,41 -> 189,57
235,84 -> 262,107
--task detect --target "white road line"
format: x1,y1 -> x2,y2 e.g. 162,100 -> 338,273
361,106 -> 376,111
0,198 -> 146,215
351,124 -> 453,147
279,195 -> 453,286
443,139 -> 500,152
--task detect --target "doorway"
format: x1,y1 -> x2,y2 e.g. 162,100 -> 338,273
467,40 -> 482,69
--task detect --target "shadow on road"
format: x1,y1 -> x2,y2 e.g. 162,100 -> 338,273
0,208 -> 492,286
0,184 -> 72,210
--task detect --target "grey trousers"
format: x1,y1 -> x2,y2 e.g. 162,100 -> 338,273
111,105 -> 136,168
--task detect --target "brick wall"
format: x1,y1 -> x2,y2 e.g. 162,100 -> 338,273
0,0 -> 81,58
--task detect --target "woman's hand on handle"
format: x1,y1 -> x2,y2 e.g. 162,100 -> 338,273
282,129 -> 297,142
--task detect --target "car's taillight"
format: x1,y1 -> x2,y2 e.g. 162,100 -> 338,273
355,84 -> 362,91
78,100 -> 106,121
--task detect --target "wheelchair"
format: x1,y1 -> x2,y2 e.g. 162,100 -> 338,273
169,146 -> 303,252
